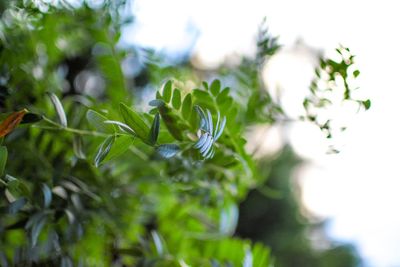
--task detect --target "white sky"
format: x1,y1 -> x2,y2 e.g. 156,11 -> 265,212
123,1 -> 400,266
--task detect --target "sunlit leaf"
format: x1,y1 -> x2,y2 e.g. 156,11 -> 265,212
104,120 -> 136,136
243,248 -> 253,267
151,230 -> 164,256
206,109 -> 213,134
194,134 -> 208,149
94,136 -> 115,167
42,184 -> 52,208
214,117 -> 226,140
48,92 -> 67,127
195,105 -> 207,131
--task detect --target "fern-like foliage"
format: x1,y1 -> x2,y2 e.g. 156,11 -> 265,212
194,105 -> 226,159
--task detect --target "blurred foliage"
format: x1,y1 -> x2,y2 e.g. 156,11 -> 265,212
236,146 -> 361,267
0,1 -> 367,266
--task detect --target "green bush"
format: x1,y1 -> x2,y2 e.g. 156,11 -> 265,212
0,1 -> 368,266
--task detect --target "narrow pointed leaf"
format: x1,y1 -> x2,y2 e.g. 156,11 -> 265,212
119,103 -> 149,141
86,110 -> 115,133
243,248 -> 253,267
0,110 -> 27,137
42,184 -> 52,208
94,136 -> 115,167
151,231 -> 164,256
199,134 -> 213,154
104,120 -> 136,136
206,109 -> 213,134
149,113 -> 160,145
195,106 -> 208,131
156,144 -> 180,158
48,93 -> 67,127
214,116 -> 226,140
172,89 -> 181,109
205,147 -> 215,159
194,134 -> 208,149
214,111 -> 221,137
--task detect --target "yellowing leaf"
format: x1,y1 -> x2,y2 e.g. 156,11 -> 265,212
0,110 -> 27,137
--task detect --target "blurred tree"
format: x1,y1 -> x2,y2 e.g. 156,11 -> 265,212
236,146 -> 361,267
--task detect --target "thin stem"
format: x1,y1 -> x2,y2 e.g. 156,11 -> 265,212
129,146 -> 148,161
39,116 -> 131,138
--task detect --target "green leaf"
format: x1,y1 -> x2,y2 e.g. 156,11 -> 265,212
202,81 -> 209,90
48,92 -> 67,127
149,113 -> 160,145
0,146 -> 7,176
42,184 -> 52,208
181,93 -> 192,116
119,103 -> 150,141
86,110 -> 115,133
218,87 -> 230,100
172,89 -> 181,109
159,106 -> 184,141
103,135 -> 134,162
210,79 -> 221,96
353,69 -> 360,78
156,144 -> 180,158
94,136 -> 115,167
362,99 -> 371,110
162,80 -> 172,102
